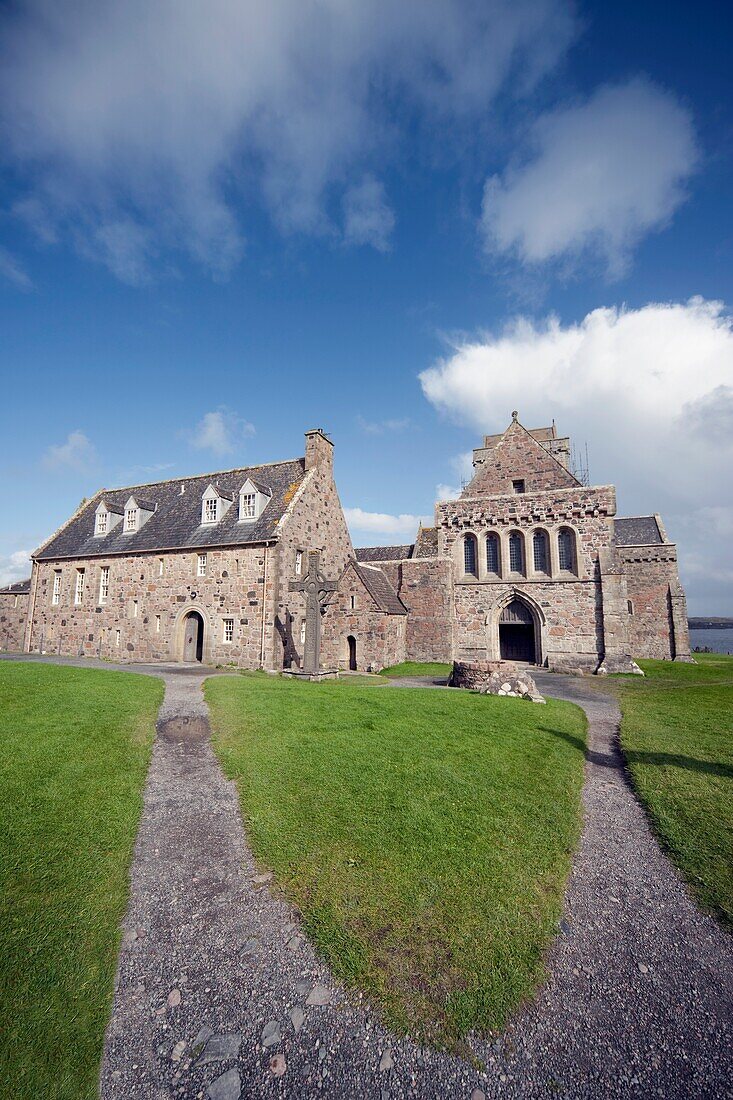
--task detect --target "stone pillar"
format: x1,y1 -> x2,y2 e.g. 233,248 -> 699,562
597,549 -> 643,675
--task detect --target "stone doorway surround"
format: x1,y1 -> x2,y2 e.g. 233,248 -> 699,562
488,588 -> 545,666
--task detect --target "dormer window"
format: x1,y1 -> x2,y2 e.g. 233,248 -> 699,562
122,495 -> 155,533
125,507 -> 138,532
94,499 -> 123,537
201,484 -> 233,526
96,511 -> 108,535
238,478 -> 271,522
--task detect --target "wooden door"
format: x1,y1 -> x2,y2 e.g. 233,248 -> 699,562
184,614 -> 200,662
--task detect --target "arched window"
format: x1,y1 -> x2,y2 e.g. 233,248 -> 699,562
627,600 -> 634,615
558,527 -> 576,573
486,533 -> 500,574
533,530 -> 549,573
508,531 -> 524,574
463,534 -> 478,576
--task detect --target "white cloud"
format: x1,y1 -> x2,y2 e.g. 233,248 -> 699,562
419,296 -> 733,612
344,507 -> 430,539
343,176 -> 395,252
188,408 -> 255,457
0,0 -> 575,281
0,245 -> 32,290
436,483 -> 460,501
42,430 -> 97,472
0,550 -> 32,587
481,79 -> 698,275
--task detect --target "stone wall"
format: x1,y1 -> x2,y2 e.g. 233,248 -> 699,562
621,546 -> 692,661
0,592 -> 29,651
321,565 -> 406,672
386,558 -> 454,663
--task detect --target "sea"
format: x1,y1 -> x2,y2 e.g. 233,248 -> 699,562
689,628 -> 733,655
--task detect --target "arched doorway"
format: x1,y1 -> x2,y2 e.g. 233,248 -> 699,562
347,635 -> 357,671
499,599 -> 537,663
183,610 -> 204,663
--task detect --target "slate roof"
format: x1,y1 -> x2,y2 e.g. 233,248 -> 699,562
614,516 -> 664,546
355,544 -> 414,562
35,459 -> 306,561
0,578 -> 31,595
413,526 -> 439,558
353,563 -> 407,615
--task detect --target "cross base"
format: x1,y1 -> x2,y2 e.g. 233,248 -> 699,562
282,667 -> 340,682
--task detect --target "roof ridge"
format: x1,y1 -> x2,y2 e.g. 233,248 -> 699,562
101,456 -> 304,495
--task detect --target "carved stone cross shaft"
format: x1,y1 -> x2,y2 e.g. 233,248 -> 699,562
289,550 -> 337,674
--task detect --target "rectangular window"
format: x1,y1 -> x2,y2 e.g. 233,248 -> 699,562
350,595 -> 356,610
115,629 -> 120,647
96,512 -> 107,535
99,566 -> 110,604
74,569 -> 85,605
223,617 -> 234,643
241,493 -> 256,518
125,508 -> 137,531
197,553 -> 207,577
155,614 -> 161,633
300,619 -> 306,646
295,550 -> 303,575
512,479 -> 526,494
52,571 -> 62,605
132,600 -> 138,618
159,558 -> 164,576
204,498 -> 218,523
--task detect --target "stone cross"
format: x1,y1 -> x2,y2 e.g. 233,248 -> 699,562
289,550 -> 337,674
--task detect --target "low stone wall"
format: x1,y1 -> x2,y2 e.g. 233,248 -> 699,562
449,661 -> 545,703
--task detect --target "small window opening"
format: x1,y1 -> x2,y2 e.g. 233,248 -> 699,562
512,479 -> 526,494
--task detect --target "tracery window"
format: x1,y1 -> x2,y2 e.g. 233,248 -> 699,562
463,534 -> 478,576
486,533 -> 500,574
533,530 -> 549,573
558,528 -> 576,572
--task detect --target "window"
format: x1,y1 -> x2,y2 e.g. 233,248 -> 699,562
125,507 -> 137,532
74,569 -> 85,604
132,600 -> 138,618
240,493 -> 256,519
156,615 -> 161,633
509,532 -> 524,573
300,619 -> 306,646
486,534 -> 500,574
512,479 -> 526,494
533,530 -> 549,573
223,617 -> 234,643
627,600 -> 634,616
197,553 -> 207,577
115,629 -> 120,647
159,558 -> 164,576
350,594 -> 356,610
204,497 -> 218,524
463,534 -> 478,576
558,528 -> 576,572
96,511 -> 108,535
295,550 -> 303,575
99,566 -> 110,604
52,571 -> 62,605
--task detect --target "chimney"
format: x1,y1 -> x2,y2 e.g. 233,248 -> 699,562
304,428 -> 333,472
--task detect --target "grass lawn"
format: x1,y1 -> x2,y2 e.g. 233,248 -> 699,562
379,661 -> 453,680
206,674 -> 586,1045
612,654 -> 733,928
0,662 -> 163,1100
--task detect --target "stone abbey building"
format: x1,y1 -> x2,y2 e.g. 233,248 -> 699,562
13,416 -> 691,674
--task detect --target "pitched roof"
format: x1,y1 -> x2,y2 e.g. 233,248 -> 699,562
35,459 -> 306,561
614,516 -> 664,546
355,544 -> 414,562
0,578 -> 31,595
463,417 -> 580,497
413,525 -> 439,558
353,563 -> 407,615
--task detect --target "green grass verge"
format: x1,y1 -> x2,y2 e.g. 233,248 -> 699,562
0,663 -> 163,1100
206,674 -> 586,1045
379,661 -> 453,679
612,653 -> 733,927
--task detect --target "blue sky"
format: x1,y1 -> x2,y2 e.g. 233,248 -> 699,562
1,0 -> 732,613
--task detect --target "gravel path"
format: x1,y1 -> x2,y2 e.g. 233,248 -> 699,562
3,655 -> 731,1098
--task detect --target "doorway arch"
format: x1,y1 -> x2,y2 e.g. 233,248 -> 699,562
489,590 -> 544,665
347,635 -> 357,671
182,610 -> 204,663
